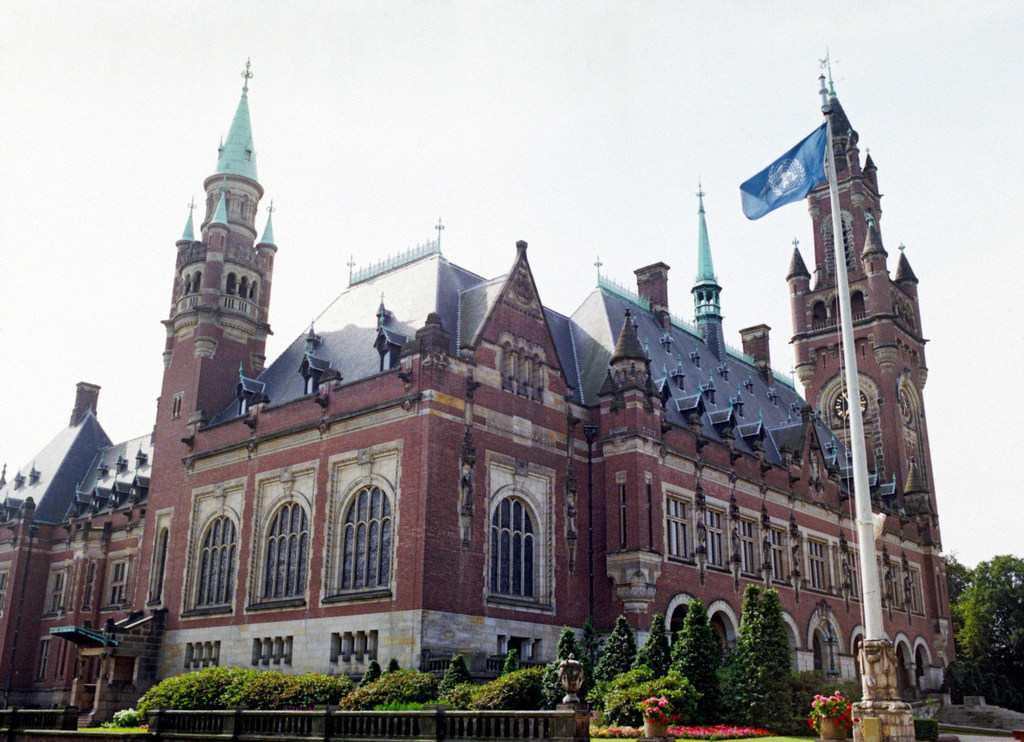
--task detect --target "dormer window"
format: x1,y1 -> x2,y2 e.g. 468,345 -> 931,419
13,474 -> 24,490
717,363 -> 728,381
116,456 -> 128,473
374,328 -> 407,373
236,368 -> 268,417
299,352 -> 331,396
689,347 -> 701,368
28,466 -> 40,485
136,450 -> 148,467
98,463 -> 110,477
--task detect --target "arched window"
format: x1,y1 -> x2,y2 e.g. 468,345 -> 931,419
490,497 -> 534,598
339,486 -> 392,591
196,517 -> 237,606
149,528 -> 169,603
239,276 -> 249,299
249,281 -> 258,300
193,272 -> 202,293
263,503 -> 309,599
226,273 -> 237,295
851,291 -> 865,318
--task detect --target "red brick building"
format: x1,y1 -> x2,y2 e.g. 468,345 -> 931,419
0,73 -> 950,719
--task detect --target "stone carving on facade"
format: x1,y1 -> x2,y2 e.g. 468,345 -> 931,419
564,459 -> 578,572
606,550 -> 662,613
859,639 -> 900,702
459,427 -> 476,550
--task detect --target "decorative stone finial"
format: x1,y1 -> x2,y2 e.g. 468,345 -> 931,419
558,653 -> 585,705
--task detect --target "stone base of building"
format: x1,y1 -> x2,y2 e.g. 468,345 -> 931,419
852,700 -> 914,742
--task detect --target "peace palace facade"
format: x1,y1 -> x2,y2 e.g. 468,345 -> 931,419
0,72 -> 951,721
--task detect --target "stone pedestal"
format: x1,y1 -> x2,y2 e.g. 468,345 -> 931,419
853,639 -> 915,742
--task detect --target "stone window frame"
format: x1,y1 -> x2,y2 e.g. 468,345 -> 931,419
483,455 -> 554,612
105,558 -> 130,609
322,446 -> 401,604
807,538 -> 830,592
489,495 -> 537,599
768,526 -> 789,584
704,508 -> 725,568
335,485 -> 394,595
36,638 -> 50,681
195,516 -> 239,608
664,492 -> 692,561
245,464 -> 318,612
183,483 -> 244,618
45,565 -> 69,616
738,518 -> 757,575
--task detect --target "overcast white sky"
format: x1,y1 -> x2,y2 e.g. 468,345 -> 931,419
1,2 -> 1020,567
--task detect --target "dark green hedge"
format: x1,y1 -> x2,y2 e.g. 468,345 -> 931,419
914,718 -> 939,742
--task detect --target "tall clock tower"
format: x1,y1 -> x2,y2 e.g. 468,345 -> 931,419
787,88 -> 937,535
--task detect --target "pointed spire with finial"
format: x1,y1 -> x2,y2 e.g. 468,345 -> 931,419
787,237 -> 811,281
181,197 -> 196,241
259,199 -> 276,244
894,244 -> 918,285
861,212 -> 887,258
216,59 -> 258,181
211,184 -> 229,227
692,183 -> 725,358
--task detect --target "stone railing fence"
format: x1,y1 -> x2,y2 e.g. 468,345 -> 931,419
146,705 -> 591,742
0,707 -> 80,732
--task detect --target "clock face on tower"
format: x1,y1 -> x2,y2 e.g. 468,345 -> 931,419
832,389 -> 868,421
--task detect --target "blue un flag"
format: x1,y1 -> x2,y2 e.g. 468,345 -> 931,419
740,123 -> 828,219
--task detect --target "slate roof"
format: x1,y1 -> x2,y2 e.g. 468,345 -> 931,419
68,432 -> 153,519
0,412 -> 111,524
203,244 -> 866,492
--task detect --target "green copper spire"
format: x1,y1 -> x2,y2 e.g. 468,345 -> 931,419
259,200 -> 276,244
692,184 -> 721,321
181,197 -> 196,241
215,60 -> 258,181
212,188 -> 229,227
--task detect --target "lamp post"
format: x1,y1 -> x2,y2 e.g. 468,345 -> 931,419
824,622 -> 840,678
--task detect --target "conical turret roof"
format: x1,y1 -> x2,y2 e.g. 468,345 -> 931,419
903,458 -> 929,496
258,206 -> 276,245
694,190 -> 718,287
862,214 -> 886,257
787,246 -> 811,281
895,250 -> 918,284
610,308 -> 647,364
216,62 -> 258,181
181,204 -> 195,241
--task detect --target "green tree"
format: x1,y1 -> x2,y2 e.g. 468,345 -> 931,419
670,598 -> 721,723
634,613 -> 671,677
501,648 -> 519,676
438,654 -> 472,697
542,626 -> 590,708
724,585 -> 792,731
944,555 -> 1024,711
359,660 -> 382,687
384,657 -> 400,674
594,615 -> 637,683
582,619 -> 599,668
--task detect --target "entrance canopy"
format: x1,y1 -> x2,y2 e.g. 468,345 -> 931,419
49,625 -> 118,647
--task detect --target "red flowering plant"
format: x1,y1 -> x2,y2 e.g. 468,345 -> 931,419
808,690 -> 858,734
639,696 -> 673,725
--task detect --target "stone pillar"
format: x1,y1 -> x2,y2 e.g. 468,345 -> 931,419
852,639 -> 914,742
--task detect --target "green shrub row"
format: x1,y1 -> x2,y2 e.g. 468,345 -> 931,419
137,667 -> 355,714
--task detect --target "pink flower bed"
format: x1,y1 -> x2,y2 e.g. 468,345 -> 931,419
590,724 -> 772,739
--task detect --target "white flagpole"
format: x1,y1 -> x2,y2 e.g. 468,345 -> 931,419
819,75 -> 885,643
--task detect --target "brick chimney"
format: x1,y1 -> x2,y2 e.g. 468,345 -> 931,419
738,325 -> 772,382
70,382 -> 101,426
635,262 -> 671,330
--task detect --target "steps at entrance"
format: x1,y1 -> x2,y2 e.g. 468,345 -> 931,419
939,703 -> 1024,733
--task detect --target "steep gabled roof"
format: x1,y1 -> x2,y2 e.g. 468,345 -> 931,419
0,412 -> 112,523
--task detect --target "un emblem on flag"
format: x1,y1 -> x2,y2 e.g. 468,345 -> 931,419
767,159 -> 808,196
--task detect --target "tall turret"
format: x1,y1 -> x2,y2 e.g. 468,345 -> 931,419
159,60 -> 276,440
692,187 -> 725,359
789,87 -> 936,540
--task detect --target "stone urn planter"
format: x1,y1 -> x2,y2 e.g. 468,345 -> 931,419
817,718 -> 849,740
643,718 -> 670,739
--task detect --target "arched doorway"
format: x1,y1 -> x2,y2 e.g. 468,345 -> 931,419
812,630 -> 825,672
706,601 -> 738,655
895,642 -> 911,695
669,603 -> 688,640
914,644 -> 928,691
